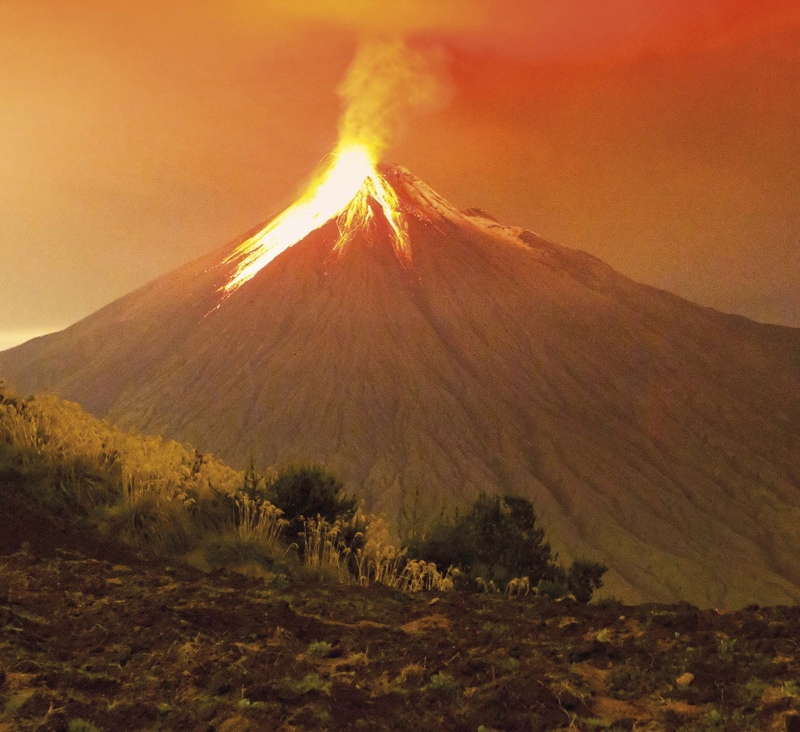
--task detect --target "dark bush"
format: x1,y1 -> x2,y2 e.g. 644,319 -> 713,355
267,464 -> 357,542
567,559 -> 609,603
409,492 -> 607,602
470,494 -> 554,581
410,493 -> 559,590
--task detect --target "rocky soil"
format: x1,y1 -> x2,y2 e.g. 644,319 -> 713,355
2,541 -> 800,732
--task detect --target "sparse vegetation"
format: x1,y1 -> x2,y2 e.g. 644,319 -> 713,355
1,547 -> 799,732
0,386 -> 601,599
409,492 -> 608,601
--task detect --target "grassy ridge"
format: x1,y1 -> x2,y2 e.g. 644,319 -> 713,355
0,386 -> 246,556
0,386 -> 454,590
0,386 -> 592,598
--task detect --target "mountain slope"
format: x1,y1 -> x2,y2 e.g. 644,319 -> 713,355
2,167 -> 800,607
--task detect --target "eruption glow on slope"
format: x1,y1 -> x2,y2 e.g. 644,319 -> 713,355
223,144 -> 409,293
222,40 -> 443,293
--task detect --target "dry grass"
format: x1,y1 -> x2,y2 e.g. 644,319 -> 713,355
234,494 -> 287,549
300,513 -> 457,592
0,392 -> 242,508
0,390 -> 253,557
300,517 -> 354,583
0,387 -> 454,592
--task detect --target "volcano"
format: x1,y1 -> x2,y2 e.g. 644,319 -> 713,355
3,165 -> 800,607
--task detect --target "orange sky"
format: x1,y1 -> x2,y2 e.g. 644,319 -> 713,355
1,0 -> 799,345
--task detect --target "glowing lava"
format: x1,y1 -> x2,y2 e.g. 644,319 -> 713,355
222,144 -> 410,293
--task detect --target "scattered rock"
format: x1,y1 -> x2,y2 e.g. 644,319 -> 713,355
401,614 -> 451,634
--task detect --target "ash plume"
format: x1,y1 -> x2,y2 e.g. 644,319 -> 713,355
337,39 -> 450,159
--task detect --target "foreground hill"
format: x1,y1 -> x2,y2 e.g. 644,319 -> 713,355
1,388 -> 799,731
2,167 -> 800,607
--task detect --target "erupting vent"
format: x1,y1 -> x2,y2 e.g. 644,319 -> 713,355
222,144 -> 410,293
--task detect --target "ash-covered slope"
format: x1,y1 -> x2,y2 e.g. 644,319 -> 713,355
3,167 -> 800,607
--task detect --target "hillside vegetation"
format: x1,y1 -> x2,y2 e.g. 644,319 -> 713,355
0,385 -> 600,600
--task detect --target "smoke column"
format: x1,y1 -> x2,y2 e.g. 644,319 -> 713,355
337,39 -> 449,160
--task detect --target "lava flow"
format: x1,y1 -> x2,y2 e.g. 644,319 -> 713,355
222,143 -> 410,294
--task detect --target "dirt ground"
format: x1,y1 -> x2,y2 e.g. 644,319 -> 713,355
2,538 -> 800,732
1,470 -> 800,731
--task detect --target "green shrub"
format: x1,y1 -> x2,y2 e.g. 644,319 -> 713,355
268,464 -> 357,542
306,640 -> 333,658
567,558 -> 609,603
409,493 -> 558,589
426,671 -> 460,696
287,673 -> 331,696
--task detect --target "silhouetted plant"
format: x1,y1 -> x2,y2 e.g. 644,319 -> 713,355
567,558 -> 609,603
267,464 -> 358,543
409,492 -> 607,601
409,493 -> 558,589
241,457 -> 268,500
